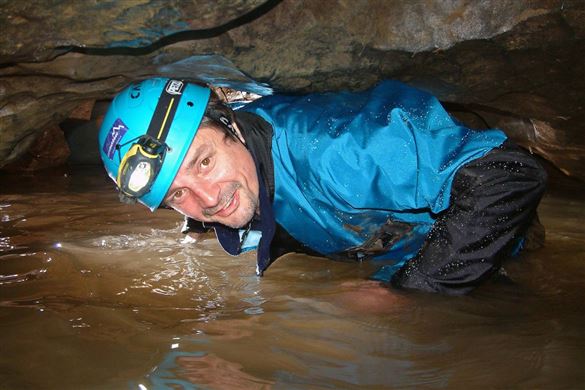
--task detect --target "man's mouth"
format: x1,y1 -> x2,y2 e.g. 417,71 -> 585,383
215,189 -> 239,218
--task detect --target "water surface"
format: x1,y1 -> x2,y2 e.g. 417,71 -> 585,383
1,167 -> 584,389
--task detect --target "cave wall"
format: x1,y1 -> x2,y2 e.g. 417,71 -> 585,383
0,0 -> 583,179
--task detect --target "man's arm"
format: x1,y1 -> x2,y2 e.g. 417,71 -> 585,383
390,141 -> 547,295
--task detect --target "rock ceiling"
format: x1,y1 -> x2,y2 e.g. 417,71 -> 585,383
0,0 -> 583,180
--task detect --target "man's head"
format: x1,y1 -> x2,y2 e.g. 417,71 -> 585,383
98,78 -> 259,228
163,123 -> 259,228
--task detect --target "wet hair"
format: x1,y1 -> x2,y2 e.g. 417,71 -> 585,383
199,85 -> 239,142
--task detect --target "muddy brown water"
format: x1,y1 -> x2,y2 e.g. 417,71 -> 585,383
1,167 -> 584,389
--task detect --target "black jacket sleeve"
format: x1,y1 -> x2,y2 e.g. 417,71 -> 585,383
390,141 -> 547,295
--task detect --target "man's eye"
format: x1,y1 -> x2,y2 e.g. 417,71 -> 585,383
171,189 -> 185,202
201,157 -> 211,167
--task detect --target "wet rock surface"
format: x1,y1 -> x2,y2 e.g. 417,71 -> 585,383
0,0 -> 583,180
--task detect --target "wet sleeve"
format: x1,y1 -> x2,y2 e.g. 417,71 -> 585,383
389,141 -> 547,295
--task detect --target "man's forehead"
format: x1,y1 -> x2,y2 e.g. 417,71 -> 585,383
183,137 -> 211,166
192,124 -> 223,144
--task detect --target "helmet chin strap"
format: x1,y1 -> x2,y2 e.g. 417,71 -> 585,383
218,115 -> 235,133
214,113 -> 249,148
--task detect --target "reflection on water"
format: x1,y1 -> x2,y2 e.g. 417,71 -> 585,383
1,167 -> 584,389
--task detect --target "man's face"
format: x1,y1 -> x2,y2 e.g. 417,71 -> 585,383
164,125 -> 259,229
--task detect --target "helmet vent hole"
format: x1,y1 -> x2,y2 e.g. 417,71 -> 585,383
187,101 -> 194,107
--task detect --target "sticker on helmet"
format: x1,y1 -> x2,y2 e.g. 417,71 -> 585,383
103,118 -> 128,160
165,80 -> 184,95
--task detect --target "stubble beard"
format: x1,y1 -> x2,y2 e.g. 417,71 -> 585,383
204,182 -> 258,229
227,187 -> 258,229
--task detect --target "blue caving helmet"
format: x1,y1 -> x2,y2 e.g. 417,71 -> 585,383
98,78 -> 211,211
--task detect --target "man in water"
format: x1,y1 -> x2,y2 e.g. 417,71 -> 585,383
98,78 -> 546,295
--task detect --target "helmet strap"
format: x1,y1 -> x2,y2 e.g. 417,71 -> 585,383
116,79 -> 186,199
145,79 -> 186,143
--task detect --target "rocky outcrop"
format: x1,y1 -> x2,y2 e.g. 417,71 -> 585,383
1,123 -> 70,171
0,0 -> 583,179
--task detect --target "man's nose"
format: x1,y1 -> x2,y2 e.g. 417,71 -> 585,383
192,180 -> 220,208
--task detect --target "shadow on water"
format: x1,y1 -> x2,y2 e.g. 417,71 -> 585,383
1,166 -> 584,389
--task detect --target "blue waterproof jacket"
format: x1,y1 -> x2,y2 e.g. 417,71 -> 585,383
216,80 -> 507,274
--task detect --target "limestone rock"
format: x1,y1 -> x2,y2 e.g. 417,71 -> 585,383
0,0 -> 583,182
2,123 -> 70,171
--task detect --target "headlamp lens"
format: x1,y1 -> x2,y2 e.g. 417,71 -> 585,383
117,136 -> 167,198
127,161 -> 152,192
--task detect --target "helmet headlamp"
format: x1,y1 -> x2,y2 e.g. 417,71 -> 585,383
115,79 -> 186,201
99,78 -> 211,210
116,135 -> 168,198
